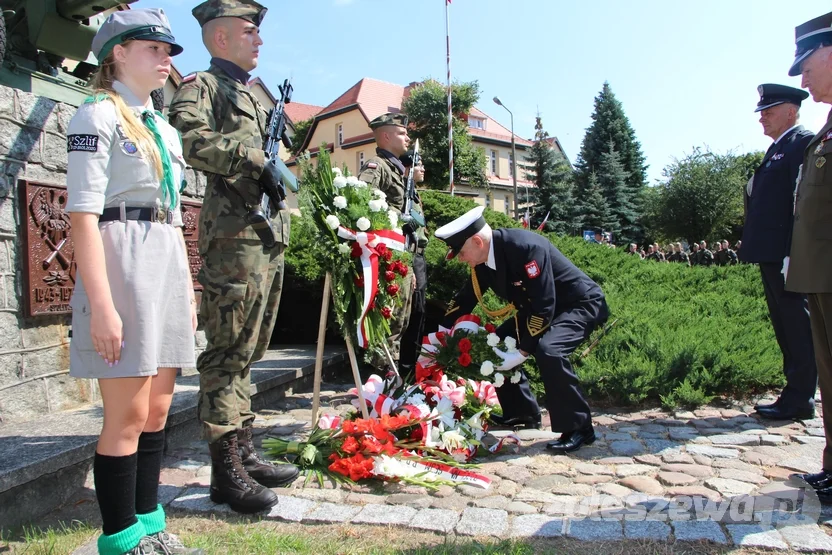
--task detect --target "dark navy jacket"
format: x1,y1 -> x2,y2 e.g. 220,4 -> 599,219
443,229 -> 604,353
741,126 -> 814,263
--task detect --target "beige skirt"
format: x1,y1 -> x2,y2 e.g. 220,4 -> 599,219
69,220 -> 195,378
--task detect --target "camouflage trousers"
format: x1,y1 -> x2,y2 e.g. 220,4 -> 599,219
371,271 -> 415,369
196,238 -> 285,443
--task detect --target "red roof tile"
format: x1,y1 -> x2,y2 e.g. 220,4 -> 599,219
285,102 -> 324,125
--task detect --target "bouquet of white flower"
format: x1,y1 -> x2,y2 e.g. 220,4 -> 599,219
297,148 -> 411,349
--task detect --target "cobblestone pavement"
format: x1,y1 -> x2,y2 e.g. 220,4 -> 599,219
84,384 -> 832,550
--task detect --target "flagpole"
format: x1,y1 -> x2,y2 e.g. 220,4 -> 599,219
446,0 -> 454,195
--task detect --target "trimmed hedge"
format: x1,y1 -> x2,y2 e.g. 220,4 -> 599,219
285,191 -> 783,408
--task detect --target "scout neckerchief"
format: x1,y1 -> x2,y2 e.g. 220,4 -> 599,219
141,110 -> 177,210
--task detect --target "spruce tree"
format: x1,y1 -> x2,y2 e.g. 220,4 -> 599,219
524,115 -> 575,234
597,141 -> 639,243
578,172 -> 617,234
574,82 -> 648,241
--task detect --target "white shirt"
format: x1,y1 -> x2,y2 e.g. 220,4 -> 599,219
486,239 -> 496,270
774,124 -> 800,145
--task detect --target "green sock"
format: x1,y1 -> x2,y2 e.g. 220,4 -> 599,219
97,520 -> 145,555
136,504 -> 166,536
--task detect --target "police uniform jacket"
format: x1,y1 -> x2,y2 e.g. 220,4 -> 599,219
168,60 -> 289,254
742,126 -> 814,263
443,229 -> 604,354
787,110 -> 832,293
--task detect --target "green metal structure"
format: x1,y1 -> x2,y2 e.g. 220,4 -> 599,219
0,1 -> 137,106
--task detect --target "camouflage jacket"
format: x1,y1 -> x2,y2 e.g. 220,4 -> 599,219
168,62 -> 289,253
358,148 -> 406,213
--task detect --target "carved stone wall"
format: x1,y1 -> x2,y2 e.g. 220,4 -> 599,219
0,84 -> 206,424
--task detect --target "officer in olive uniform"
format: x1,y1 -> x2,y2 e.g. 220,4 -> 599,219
784,11 -> 832,499
436,206 -> 609,453
357,113 -> 420,370
741,84 -> 816,421
168,0 -> 298,514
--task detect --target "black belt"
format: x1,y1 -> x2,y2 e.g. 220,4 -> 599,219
99,206 -> 174,224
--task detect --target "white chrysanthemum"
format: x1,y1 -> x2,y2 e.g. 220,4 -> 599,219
371,189 -> 387,199
332,167 -> 342,177
333,176 -> 347,189
504,336 -> 518,352
493,373 -> 506,388
440,429 -> 466,451
337,243 -> 351,255
388,210 -> 398,228
510,371 -> 522,384
325,214 -> 340,230
480,360 -> 495,376
406,392 -> 426,405
368,199 -> 384,212
346,175 -> 360,185
333,195 -> 348,209
356,217 -> 371,231
486,333 -> 500,347
354,180 -> 368,188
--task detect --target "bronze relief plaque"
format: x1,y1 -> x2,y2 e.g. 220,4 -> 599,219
19,179 -> 203,316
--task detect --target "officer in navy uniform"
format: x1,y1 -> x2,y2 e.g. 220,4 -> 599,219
435,207 -> 609,453
741,84 -> 817,421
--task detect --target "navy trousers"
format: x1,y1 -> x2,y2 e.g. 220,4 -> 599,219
497,297 -> 608,433
760,263 -> 817,410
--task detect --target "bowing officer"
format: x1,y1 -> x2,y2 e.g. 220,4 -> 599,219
742,84 -> 817,421
785,10 -> 832,500
435,206 -> 609,453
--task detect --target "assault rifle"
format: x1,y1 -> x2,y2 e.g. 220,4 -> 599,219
401,139 -> 426,248
246,79 -> 299,247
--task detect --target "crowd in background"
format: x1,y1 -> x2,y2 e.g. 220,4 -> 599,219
626,240 -> 740,266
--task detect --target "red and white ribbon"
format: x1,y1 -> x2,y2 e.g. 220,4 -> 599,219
337,226 -> 405,348
400,459 -> 491,489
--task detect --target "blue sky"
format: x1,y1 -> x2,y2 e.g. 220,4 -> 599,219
154,0 -> 828,183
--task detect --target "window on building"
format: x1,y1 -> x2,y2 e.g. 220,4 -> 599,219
469,116 -> 485,130
337,124 -> 344,147
490,150 -> 497,175
357,151 -> 365,169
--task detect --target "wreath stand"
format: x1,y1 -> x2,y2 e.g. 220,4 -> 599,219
310,272 -> 379,426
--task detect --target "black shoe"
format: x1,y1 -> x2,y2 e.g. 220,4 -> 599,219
792,469 -> 832,490
815,485 -> 832,504
754,397 -> 780,411
238,426 -> 300,488
546,426 -> 596,453
490,413 -> 542,430
755,405 -> 815,421
208,431 -> 279,514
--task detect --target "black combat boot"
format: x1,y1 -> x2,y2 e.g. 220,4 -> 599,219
208,431 -> 278,513
237,425 -> 299,488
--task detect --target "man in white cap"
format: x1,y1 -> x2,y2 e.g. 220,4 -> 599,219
785,10 -> 832,502
435,206 -> 609,452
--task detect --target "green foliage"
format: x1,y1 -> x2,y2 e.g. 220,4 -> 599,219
647,147 -> 760,244
574,82 -> 648,242
575,173 -> 617,233
402,80 -> 487,190
287,117 -> 314,156
285,188 -> 783,408
524,115 -> 577,234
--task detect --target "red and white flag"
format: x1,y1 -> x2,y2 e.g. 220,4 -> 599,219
521,208 -> 530,228
536,210 -> 550,231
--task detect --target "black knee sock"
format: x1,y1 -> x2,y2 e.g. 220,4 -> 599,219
94,452 -> 138,536
135,429 -> 165,515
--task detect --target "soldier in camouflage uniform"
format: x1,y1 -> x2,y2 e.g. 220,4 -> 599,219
699,240 -> 715,266
357,113 -> 420,370
168,0 -> 297,514
714,241 -> 728,266
721,240 -> 738,265
690,242 -> 701,266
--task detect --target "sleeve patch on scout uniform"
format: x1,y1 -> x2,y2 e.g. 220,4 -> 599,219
525,260 -> 540,279
67,134 -> 99,153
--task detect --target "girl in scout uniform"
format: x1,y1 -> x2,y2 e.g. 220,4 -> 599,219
66,9 -> 201,555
